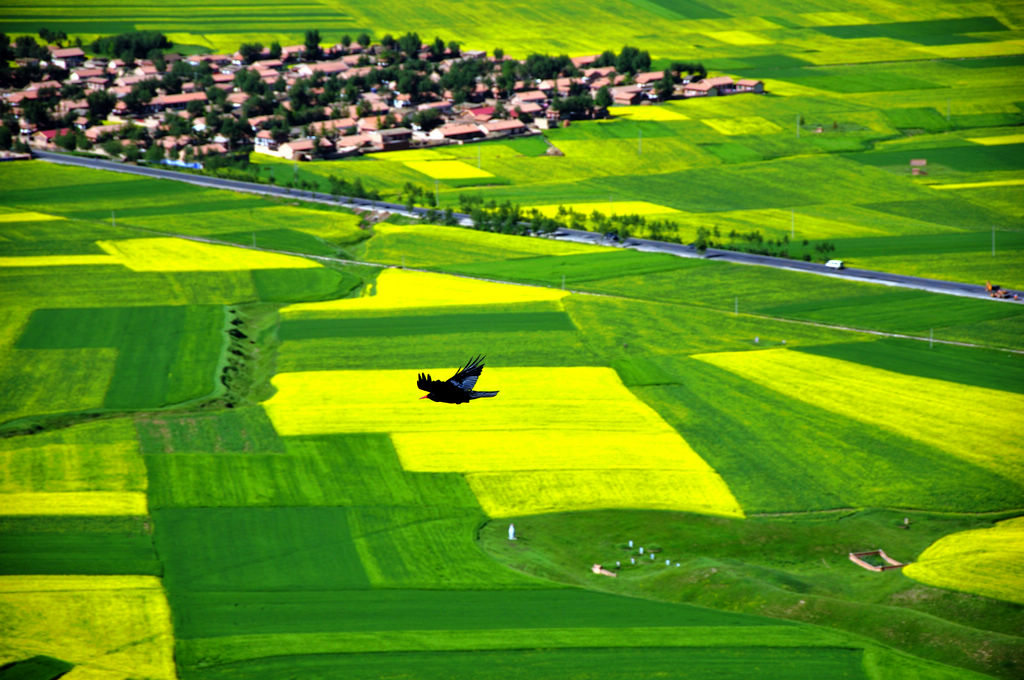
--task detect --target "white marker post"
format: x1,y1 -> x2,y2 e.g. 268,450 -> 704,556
508,523 -> 516,540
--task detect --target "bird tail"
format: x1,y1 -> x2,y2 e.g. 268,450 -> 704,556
469,390 -> 499,399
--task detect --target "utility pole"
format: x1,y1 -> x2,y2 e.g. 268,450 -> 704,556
929,329 -> 934,349
796,114 -> 800,138
111,210 -> 115,229
638,129 -> 643,155
561,274 -> 566,290
434,179 -> 439,207
791,209 -> 795,240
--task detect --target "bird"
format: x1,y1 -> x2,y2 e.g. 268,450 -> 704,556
417,355 -> 499,404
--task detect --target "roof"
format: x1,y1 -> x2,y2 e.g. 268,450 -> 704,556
438,123 -> 484,137
283,138 -> 315,151
49,47 -> 85,58
483,119 -> 526,132
152,92 -> 208,106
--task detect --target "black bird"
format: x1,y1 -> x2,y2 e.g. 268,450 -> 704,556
418,355 -> 499,404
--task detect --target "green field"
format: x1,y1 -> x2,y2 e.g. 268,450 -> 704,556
3,1 -> 1024,677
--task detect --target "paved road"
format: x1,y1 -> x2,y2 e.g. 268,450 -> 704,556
34,151 -> 1021,304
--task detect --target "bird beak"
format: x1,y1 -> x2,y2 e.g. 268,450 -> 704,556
420,394 -> 430,399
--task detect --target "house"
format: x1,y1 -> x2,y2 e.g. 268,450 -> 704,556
634,71 -> 665,86
253,129 -> 278,152
684,76 -> 734,97
735,79 -> 764,94
513,90 -> 547,106
429,123 -> 485,142
149,92 -> 208,112
48,46 -> 86,69
481,118 -> 527,137
610,85 -> 643,105
296,60 -> 349,77
280,45 -> 306,61
571,55 -> 599,69
30,128 -> 70,148
278,138 -> 315,160
371,127 -> 412,151
310,117 -> 357,135
336,133 -> 373,155
70,67 -> 108,83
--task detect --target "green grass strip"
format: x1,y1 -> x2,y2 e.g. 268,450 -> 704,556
279,311 -> 574,339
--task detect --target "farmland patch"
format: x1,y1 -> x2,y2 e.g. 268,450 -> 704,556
610,105 -> 688,121
280,269 -> 568,317
441,250 -> 694,286
0,575 -> 175,678
0,516 -> 158,576
97,237 -> 321,271
280,310 -> 574,340
404,160 -> 496,180
693,348 -> 1024,486
904,517 -> 1024,605
702,116 -> 783,136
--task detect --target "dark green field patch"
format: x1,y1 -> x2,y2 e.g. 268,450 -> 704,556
796,338 -> 1024,394
637,0 -> 728,20
829,230 -> 1024,258
217,229 -> 337,257
16,305 -> 224,409
154,506 -> 370,599
136,406 -> 285,455
171,587 -> 780,639
440,250 -> 693,286
251,267 -> 361,303
757,289 -> 1021,334
0,655 -> 74,680
279,311 -> 574,340
861,198 -> 1012,232
178,646 -> 864,680
0,239 -> 106,257
849,143 -> 1024,173
816,17 -> 1007,45
883,107 -> 951,133
699,142 -> 764,164
0,515 -> 158,576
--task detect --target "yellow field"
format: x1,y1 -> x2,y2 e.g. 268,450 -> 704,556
0,491 -> 148,515
468,469 -> 742,517
281,269 -> 568,317
0,575 -> 176,679
710,30 -> 773,46
0,211 -> 65,222
904,517 -> 1024,605
371,223 -> 597,257
96,237 -> 320,271
967,133 -> 1024,146
609,105 -> 688,121
930,179 -> 1024,191
404,160 -> 495,179
702,116 -> 783,136
530,201 -> 681,218
692,349 -> 1024,485
264,366 -> 742,518
0,254 -> 117,267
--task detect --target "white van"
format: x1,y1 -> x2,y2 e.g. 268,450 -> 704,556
825,259 -> 844,270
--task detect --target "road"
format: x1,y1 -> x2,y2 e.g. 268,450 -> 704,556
33,151 -> 1020,304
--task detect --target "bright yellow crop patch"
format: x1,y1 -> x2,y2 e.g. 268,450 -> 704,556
96,237 -> 320,271
702,116 -> 783,136
264,366 -> 743,518
530,201 -> 681,218
930,179 -> 1024,191
609,105 -> 688,121
281,269 -> 567,317
967,133 -> 1024,146
0,575 -> 176,678
904,518 -> 1024,605
693,349 -> 1024,485
405,160 -> 495,179
0,211 -> 65,222
0,491 -> 148,515
711,30 -> 772,46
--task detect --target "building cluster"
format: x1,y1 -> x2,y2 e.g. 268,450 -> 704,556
5,42 -> 764,164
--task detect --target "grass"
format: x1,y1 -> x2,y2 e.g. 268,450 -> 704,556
279,310 -> 575,339
0,516 -> 159,576
480,509 -> 1024,678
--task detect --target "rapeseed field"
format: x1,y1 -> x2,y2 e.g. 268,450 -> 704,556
96,237 -> 320,271
905,517 -> 1024,605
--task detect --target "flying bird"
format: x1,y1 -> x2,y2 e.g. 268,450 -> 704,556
418,355 -> 499,404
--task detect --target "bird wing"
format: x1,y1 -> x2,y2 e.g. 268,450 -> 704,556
447,354 -> 485,391
417,372 -> 448,392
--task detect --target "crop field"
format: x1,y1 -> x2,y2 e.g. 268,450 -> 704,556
904,517 -> 1024,605
4,2 -> 1024,678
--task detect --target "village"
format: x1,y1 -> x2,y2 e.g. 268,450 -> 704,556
1,31 -> 764,165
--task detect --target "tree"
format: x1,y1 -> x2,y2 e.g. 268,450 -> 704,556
595,85 -> 612,109
268,41 -> 282,59
304,29 -> 322,60
447,40 -> 460,58
357,33 -> 371,48
397,32 -> 420,57
86,90 -> 116,122
0,125 -> 11,151
38,28 -> 68,45
341,34 -> 352,49
102,138 -> 124,158
186,98 -> 206,117
654,73 -> 674,100
145,142 -> 165,162
238,42 -> 264,64
54,130 -> 77,151
493,47 -> 504,61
